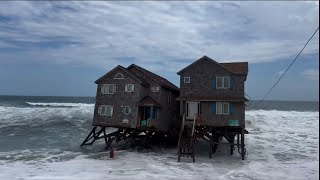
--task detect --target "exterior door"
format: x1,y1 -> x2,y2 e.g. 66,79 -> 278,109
186,101 -> 199,119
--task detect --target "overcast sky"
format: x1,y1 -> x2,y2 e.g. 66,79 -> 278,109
0,1 -> 319,101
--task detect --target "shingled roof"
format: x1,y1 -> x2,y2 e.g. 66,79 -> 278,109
137,96 -> 162,107
127,64 -> 180,92
95,65 -> 146,84
177,56 -> 248,75
221,62 -> 248,75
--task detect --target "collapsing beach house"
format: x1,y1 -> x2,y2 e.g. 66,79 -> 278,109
176,56 -> 249,161
81,64 -> 180,148
81,56 -> 249,162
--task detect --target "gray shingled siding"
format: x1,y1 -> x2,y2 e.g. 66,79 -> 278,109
179,58 -> 246,127
179,59 -> 246,97
93,68 -> 141,128
158,87 -> 180,131
200,102 -> 245,127
92,66 -> 180,131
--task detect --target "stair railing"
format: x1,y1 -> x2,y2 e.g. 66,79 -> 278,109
190,113 -> 197,144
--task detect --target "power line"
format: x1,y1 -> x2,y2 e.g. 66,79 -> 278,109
256,26 -> 319,106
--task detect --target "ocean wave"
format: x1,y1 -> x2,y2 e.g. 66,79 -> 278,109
25,102 -> 94,107
0,105 -> 94,129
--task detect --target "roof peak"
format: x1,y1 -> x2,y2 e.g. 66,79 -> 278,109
177,56 -> 248,75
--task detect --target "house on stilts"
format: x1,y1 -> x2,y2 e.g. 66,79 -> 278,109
81,64 -> 180,149
176,56 -> 249,162
81,55 -> 249,162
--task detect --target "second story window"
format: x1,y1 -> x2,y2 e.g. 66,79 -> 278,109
184,77 -> 191,83
125,84 -> 135,92
102,84 -> 116,94
150,86 -> 160,92
216,77 -> 230,89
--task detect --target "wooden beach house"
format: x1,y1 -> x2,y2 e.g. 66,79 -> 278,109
81,64 -> 180,148
176,56 -> 249,161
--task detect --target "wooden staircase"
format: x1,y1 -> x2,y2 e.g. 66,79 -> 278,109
178,113 -> 196,162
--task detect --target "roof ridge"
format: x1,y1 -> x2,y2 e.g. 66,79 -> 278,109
128,64 -> 179,91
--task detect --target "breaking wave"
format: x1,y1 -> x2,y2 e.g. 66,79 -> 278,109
25,102 -> 94,107
0,98 -> 318,179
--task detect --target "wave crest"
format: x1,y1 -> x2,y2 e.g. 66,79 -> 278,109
25,102 -> 94,107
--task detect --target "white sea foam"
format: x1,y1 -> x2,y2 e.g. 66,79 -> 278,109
0,104 -> 94,128
25,102 -> 94,107
0,109 -> 318,179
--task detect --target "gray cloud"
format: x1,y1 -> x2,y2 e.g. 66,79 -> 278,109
0,1 -> 318,75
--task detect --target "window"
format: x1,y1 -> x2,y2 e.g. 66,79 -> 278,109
184,77 -> 191,83
98,105 -> 113,116
125,84 -> 135,92
216,102 -> 223,115
114,73 -> 124,79
216,102 -> 229,115
216,77 -> 230,89
223,102 -> 229,115
122,106 -> 131,115
168,91 -> 172,102
150,86 -> 160,92
102,84 -> 116,94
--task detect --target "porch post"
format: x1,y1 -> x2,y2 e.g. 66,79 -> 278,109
150,106 -> 154,127
180,101 -> 183,116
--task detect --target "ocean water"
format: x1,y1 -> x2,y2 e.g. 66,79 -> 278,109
0,95 -> 318,179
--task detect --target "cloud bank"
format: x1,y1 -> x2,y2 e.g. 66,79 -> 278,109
0,1 -> 319,74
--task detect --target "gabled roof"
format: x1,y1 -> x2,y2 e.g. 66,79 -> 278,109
221,62 -> 248,75
137,96 -> 162,107
177,55 -> 248,75
95,65 -> 146,84
127,64 -> 180,92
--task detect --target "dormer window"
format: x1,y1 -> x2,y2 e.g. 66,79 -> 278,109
216,77 -> 230,89
114,73 -> 124,79
184,77 -> 191,83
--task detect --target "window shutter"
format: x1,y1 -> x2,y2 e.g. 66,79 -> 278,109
98,106 -> 102,115
132,84 -> 135,91
212,79 -> 216,89
113,85 -> 116,93
212,102 -> 216,113
190,77 -> 192,83
110,106 -> 113,117
230,103 -> 234,114
125,85 -> 128,92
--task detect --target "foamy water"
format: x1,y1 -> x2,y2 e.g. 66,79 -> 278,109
0,100 -> 318,180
